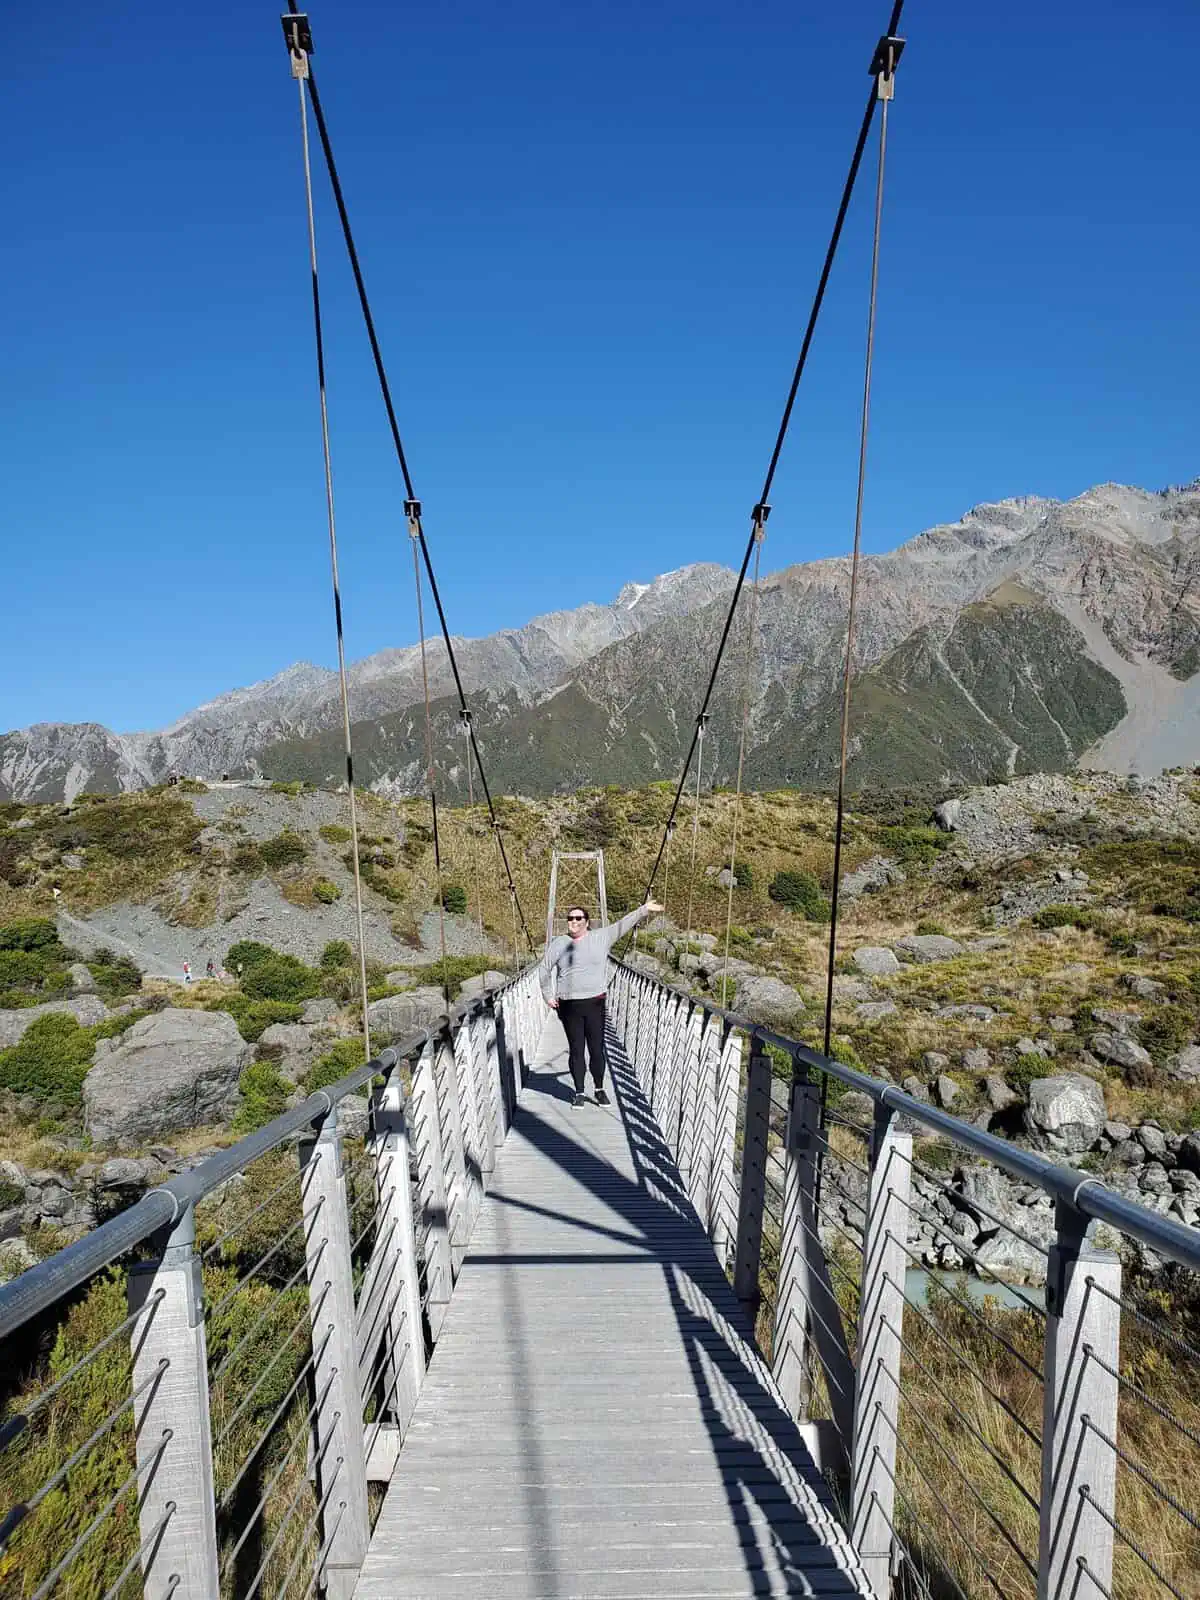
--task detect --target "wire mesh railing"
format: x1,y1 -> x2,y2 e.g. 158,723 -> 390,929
0,965 -> 543,1598
607,959 -> 1200,1600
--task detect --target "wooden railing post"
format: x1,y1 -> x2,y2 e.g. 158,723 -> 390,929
126,1202 -> 219,1599
850,1104 -> 912,1600
298,1109 -> 370,1600
1037,1204 -> 1121,1600
710,1024 -> 743,1267
410,1042 -> 452,1339
733,1039 -> 772,1311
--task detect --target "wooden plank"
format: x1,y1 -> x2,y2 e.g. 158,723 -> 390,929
355,1017 -> 870,1600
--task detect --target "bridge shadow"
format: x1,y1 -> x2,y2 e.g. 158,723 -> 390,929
492,1018 -> 861,1595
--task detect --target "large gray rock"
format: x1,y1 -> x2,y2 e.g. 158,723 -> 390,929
932,799 -> 962,832
855,1001 -> 898,1024
0,1238 -> 37,1286
459,971 -> 508,1001
1168,1047 -> 1200,1083
1024,1074 -> 1106,1154
258,1023 -> 326,1085
840,856 -> 905,902
1090,1031 -> 1154,1073
894,934 -> 965,964
734,975 -> 805,1029
0,995 -> 109,1049
301,998 -> 341,1025
68,963 -> 98,994
366,987 -> 446,1042
83,1009 -> 252,1146
853,946 -> 900,977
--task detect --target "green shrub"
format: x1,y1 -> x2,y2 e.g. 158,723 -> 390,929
768,869 -> 830,921
1033,904 -> 1093,930
258,831 -> 307,870
233,1060 -> 291,1132
320,939 -> 353,971
319,823 -> 352,845
733,861 -> 755,890
312,878 -> 341,905
225,940 -> 320,1003
230,841 -> 262,873
1140,1005 -> 1195,1059
303,1037 -> 369,1094
87,952 -> 143,998
178,778 -> 209,794
877,824 -> 951,864
442,884 -> 468,915
0,918 -> 61,952
269,780 -> 306,796
209,994 -> 303,1042
0,1014 -> 95,1103
1006,1054 -> 1053,1099
915,919 -> 948,937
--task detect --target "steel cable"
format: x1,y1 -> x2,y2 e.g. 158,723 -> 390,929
718,523 -> 764,1009
285,25 -> 372,1056
282,1 -> 532,950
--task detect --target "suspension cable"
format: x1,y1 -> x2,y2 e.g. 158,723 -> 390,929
625,0 -> 905,955
719,520 -> 765,1006
682,718 -> 707,954
823,34 -> 900,1057
461,711 -> 486,948
409,518 -> 450,1001
284,18 -> 371,1055
284,2 -> 534,955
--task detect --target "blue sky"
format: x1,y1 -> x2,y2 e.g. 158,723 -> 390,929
3,0 -> 1195,734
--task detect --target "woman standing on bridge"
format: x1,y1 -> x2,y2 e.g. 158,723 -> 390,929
540,901 -> 662,1107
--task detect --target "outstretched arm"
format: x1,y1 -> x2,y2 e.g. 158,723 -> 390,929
603,900 -> 664,951
539,938 -> 563,1007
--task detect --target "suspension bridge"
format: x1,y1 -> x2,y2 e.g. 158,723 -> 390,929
3,4 -> 1200,1599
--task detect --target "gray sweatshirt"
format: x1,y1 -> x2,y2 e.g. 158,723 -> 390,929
538,905 -> 651,1003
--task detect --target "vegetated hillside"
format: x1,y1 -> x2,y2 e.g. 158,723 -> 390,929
5,478 -> 1200,804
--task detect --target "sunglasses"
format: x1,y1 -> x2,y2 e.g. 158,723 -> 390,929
567,914 -> 586,922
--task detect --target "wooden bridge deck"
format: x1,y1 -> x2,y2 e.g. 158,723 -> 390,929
356,1018 -> 870,1599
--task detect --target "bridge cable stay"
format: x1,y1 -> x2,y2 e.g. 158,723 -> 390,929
821,33 -> 902,1064
409,523 -> 451,1000
718,524 -> 764,1008
619,0 -> 905,959
283,0 -> 535,957
284,14 -> 372,1055
682,717 -> 708,955
459,711 -> 487,950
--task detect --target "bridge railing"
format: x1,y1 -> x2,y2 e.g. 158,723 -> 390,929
608,959 -> 1200,1600
0,964 -> 544,1600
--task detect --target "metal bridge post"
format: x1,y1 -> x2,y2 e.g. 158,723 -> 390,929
126,1201 -> 219,1600
1037,1203 -> 1121,1600
411,1040 -> 452,1338
298,1110 -> 371,1600
434,1031 -> 470,1277
480,1000 -> 507,1147
850,1103 -> 912,1600
492,995 -> 519,1128
774,1073 -> 856,1437
687,1011 -> 719,1225
710,1024 -> 743,1266
733,1039 -> 772,1310
366,1064 -> 427,1445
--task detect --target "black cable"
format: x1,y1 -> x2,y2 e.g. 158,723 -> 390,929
626,0 -> 904,947
285,2 -> 535,953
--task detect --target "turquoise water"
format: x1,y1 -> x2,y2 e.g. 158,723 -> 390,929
905,1267 -> 1045,1313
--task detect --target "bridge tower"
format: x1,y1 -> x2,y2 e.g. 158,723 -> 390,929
545,848 -> 608,944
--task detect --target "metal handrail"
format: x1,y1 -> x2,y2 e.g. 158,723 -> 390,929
612,959 -> 1200,1274
0,986 -> 516,1343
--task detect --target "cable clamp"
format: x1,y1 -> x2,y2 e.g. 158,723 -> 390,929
281,13 -> 313,79
869,34 -> 904,100
696,712 -> 709,732
458,707 -> 473,729
404,499 -> 422,539
751,503 -> 771,536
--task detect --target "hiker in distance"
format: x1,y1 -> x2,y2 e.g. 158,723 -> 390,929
539,899 -> 663,1107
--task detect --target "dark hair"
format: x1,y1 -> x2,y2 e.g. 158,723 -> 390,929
566,906 -> 590,923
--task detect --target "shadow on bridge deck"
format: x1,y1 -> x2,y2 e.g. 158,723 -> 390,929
356,1015 -> 869,1598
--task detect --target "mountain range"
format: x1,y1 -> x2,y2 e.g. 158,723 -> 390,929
4,478 -> 1199,804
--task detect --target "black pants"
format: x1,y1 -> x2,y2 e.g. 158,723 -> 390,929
558,994 -> 607,1093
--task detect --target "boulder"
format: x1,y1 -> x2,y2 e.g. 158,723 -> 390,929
1024,1074 -> 1106,1154
1177,1132 -> 1200,1178
963,1047 -> 991,1073
831,976 -> 877,1004
734,975 -> 805,1029
0,995 -> 109,1049
936,1004 -> 996,1023
68,963 -> 98,994
853,947 -> 900,977
894,934 -> 965,964
0,1238 -> 37,1286
1121,974 -> 1167,1002
855,1001 -> 898,1024
1104,1120 -> 1133,1145
900,1076 -> 930,1103
1168,1046 -> 1200,1083
338,1094 -> 370,1141
258,1023 -> 326,1085
932,799 -> 962,832
974,1221 -> 1053,1285
1092,1008 -> 1139,1034
923,1051 -> 950,1073
1048,1016 -> 1074,1033
840,856 -> 905,902
716,867 -> 736,889
1137,1124 -> 1168,1161
83,1009 -> 253,1146
626,952 -> 668,981
366,987 -> 446,1042
935,1075 -> 960,1109
1090,1032 -> 1154,1073
459,971 -> 507,1001
301,998 -> 341,1024
984,1075 -> 1020,1113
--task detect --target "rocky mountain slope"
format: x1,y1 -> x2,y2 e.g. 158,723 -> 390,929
3,479 -> 1198,802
